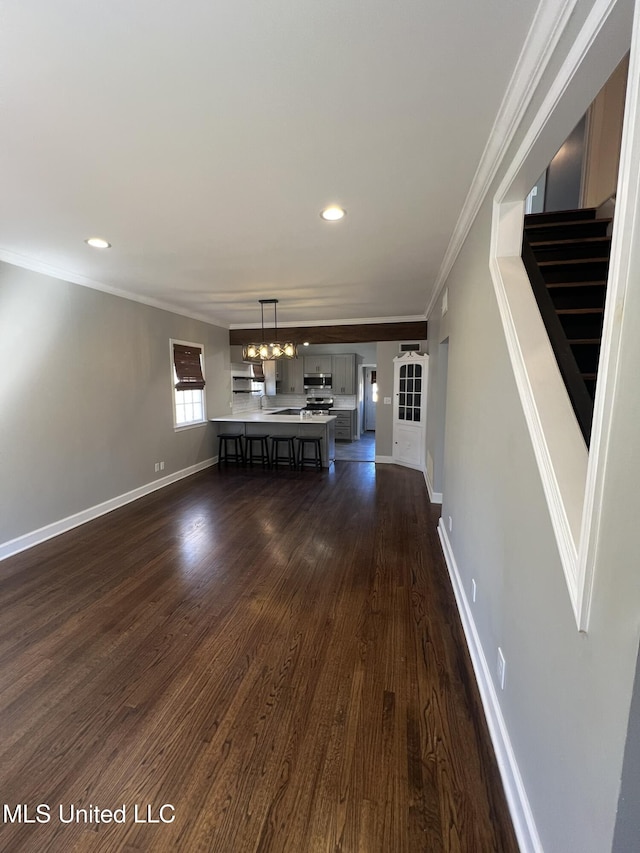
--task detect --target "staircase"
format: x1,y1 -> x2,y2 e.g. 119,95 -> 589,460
522,208 -> 612,446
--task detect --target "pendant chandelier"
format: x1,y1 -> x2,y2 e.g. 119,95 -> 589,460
242,299 -> 297,361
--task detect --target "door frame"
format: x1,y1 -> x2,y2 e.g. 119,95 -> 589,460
392,352 -> 428,470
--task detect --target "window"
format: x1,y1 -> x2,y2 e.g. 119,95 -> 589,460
171,339 -> 206,428
397,362 -> 422,422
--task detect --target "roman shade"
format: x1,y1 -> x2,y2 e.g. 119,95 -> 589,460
173,343 -> 205,391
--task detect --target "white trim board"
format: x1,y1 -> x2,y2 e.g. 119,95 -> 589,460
0,458 -> 217,562
424,468 -> 443,504
374,455 -> 394,465
425,0 -> 579,318
438,521 -> 543,853
0,250 -> 228,328
489,0 -> 637,630
376,457 -> 443,503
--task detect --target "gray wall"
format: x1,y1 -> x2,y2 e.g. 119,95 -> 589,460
544,114 -> 586,211
301,342 -> 377,361
426,6 -> 640,849
425,297 -> 449,495
374,339 -> 428,459
614,648 -> 640,851
373,341 -> 398,457
0,262 -> 230,547
434,193 -> 640,853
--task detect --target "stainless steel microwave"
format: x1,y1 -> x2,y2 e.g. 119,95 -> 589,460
303,373 -> 332,390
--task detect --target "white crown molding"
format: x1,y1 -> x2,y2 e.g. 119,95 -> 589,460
425,0 -> 578,319
0,247 -> 427,332
494,0 -> 624,207
0,250 -> 229,328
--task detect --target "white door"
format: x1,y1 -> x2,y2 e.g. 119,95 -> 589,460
392,352 -> 428,469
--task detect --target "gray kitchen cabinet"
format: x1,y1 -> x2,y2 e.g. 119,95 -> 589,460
332,354 -> 356,394
278,358 -> 305,393
304,355 -> 332,374
334,409 -> 356,441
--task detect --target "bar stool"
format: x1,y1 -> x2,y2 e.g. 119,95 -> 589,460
270,435 -> 297,469
218,432 -> 245,465
244,433 -> 271,468
297,435 -> 323,470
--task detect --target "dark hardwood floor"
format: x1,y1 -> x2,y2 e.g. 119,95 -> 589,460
334,431 -> 375,462
0,462 -> 518,852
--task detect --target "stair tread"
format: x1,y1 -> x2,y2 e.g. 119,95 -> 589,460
522,208 -> 606,439
524,208 -> 598,224
546,280 -> 607,288
528,236 -> 611,247
524,217 -> 612,229
556,307 -> 604,315
538,257 -> 610,266
525,207 -> 598,216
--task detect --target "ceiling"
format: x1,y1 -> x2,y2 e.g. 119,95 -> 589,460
1,0 -> 541,329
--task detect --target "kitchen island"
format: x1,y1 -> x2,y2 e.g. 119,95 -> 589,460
210,411 -> 336,467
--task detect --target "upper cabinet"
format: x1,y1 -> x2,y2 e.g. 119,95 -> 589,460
332,354 -> 356,394
304,355 -> 332,374
279,358 -> 305,393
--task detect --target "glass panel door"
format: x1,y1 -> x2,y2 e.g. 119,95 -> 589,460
397,363 -> 422,422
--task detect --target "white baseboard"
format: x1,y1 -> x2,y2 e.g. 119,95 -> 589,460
424,468 -> 443,504
0,457 -> 217,562
437,520 -> 542,853
376,458 -> 443,503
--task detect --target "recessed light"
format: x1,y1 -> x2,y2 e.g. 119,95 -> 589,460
85,237 -> 112,249
303,341 -> 310,346
320,205 -> 346,222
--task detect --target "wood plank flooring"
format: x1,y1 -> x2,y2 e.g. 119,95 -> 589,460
334,432 -> 375,462
0,462 -> 518,852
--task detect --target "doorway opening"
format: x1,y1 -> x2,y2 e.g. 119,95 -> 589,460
335,363 -> 376,461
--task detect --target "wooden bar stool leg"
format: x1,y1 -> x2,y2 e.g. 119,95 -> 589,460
218,433 -> 245,465
271,436 -> 297,469
245,434 -> 271,468
297,436 -> 323,470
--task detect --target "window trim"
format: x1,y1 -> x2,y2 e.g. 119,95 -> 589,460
170,338 -> 207,430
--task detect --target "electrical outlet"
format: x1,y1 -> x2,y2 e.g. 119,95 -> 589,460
383,397 -> 391,405
471,578 -> 477,603
497,648 -> 506,690
154,462 -> 160,473
160,461 -> 165,470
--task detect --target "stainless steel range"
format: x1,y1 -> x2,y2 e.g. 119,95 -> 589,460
304,396 -> 334,415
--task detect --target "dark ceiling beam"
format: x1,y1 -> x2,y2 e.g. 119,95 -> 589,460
229,320 -> 427,346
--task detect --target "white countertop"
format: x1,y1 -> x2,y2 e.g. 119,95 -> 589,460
211,410 -> 336,424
